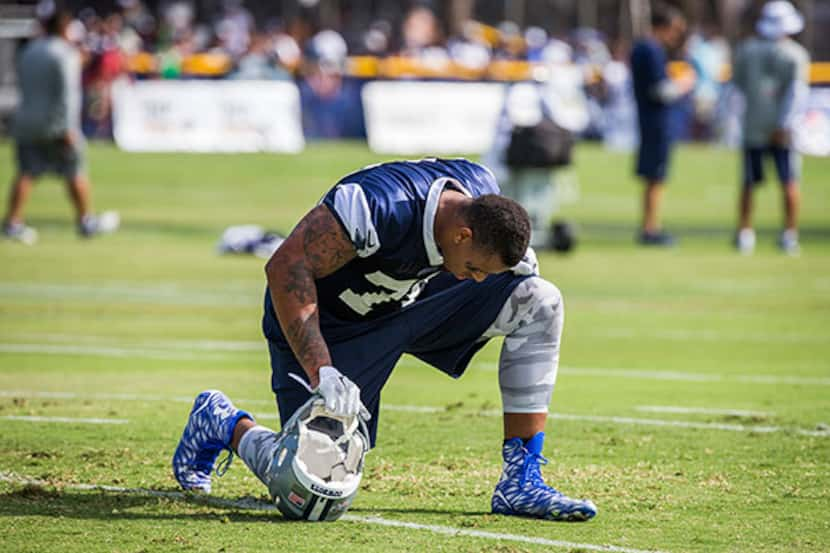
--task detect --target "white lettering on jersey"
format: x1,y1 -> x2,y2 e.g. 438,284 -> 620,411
400,271 -> 440,308
332,182 -> 380,258
338,271 -> 421,316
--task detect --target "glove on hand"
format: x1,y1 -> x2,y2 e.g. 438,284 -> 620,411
315,365 -> 370,419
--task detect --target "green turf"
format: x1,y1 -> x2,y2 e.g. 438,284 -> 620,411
0,141 -> 828,552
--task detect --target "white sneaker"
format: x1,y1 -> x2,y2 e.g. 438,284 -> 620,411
3,221 -> 38,245
735,228 -> 755,255
79,211 -> 120,237
778,229 -> 800,256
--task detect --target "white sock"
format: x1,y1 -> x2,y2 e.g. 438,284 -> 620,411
238,425 -> 281,486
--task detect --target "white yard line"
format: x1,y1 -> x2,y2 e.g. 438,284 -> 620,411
0,343 -> 201,360
636,406 -> 774,418
4,333 -> 264,352
1,415 -> 128,424
3,281 -> 825,343
0,390 -> 275,405
0,343 -> 252,361
0,282 -> 259,307
381,405 -> 830,438
598,327 -> 828,345
470,363 -> 830,386
2,390 -> 827,437
348,515 -> 664,553
560,367 -> 721,382
3,335 -> 827,387
0,472 -> 667,553
734,374 -> 830,386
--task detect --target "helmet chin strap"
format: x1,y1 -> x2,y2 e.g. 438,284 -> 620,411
288,372 -> 314,393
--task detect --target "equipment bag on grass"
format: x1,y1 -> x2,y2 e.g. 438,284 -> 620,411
505,116 -> 574,169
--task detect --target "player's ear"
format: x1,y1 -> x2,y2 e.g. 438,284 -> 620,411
454,227 -> 473,245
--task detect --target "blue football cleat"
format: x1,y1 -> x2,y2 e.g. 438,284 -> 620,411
172,390 -> 252,493
492,432 -> 597,522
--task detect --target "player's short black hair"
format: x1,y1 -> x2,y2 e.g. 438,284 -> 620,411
651,3 -> 684,29
463,194 -> 530,268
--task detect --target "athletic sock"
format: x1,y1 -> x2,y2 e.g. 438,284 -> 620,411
237,425 -> 281,486
502,432 -> 546,454
523,432 -> 545,455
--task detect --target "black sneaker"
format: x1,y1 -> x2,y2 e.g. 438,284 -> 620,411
637,230 -> 676,247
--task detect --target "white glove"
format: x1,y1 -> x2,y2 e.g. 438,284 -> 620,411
315,365 -> 369,419
511,246 -> 539,276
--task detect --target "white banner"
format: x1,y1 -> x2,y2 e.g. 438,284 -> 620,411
362,81 -> 506,155
112,80 -> 304,153
794,88 -> 830,157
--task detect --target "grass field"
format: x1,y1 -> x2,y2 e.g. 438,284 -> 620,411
0,141 -> 828,553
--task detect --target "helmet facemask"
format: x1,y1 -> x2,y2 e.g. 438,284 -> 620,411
268,397 -> 370,521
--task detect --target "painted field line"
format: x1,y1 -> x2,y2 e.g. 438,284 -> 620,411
469,363 -> 830,387
0,282 -> 259,307
0,472 -> 666,553
4,333 -> 264,352
381,405 -> 830,438
348,515 -> 664,553
4,336 -> 827,387
734,375 -> 830,386
599,327 -> 827,345
0,343 -> 253,361
636,406 -> 773,418
2,390 -> 826,437
1,415 -> 128,424
0,390 -> 275,406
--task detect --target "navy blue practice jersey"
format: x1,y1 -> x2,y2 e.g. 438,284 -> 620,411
315,158 -> 500,321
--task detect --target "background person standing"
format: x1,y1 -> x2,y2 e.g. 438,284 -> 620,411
630,4 -> 695,247
3,1 -> 118,245
732,0 -> 809,256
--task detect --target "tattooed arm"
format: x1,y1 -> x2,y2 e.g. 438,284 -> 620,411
265,205 -> 357,387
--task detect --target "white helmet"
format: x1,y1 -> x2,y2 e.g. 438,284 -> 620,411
265,395 -> 369,521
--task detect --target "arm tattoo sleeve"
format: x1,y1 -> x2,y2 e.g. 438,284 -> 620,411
267,205 -> 357,382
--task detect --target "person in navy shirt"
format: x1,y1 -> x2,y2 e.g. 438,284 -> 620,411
630,5 -> 695,246
172,158 -> 598,522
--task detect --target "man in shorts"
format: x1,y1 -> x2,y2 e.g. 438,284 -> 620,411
3,2 -> 118,245
732,1 -> 810,255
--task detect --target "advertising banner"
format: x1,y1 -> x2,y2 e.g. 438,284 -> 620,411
362,81 -> 506,155
112,80 -> 304,153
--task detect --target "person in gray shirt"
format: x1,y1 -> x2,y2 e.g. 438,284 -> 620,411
732,0 -> 810,255
2,3 -> 118,245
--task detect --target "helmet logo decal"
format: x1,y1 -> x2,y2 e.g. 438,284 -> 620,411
288,490 -> 306,508
310,483 -> 343,497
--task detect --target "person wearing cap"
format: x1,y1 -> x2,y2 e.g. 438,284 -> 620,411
630,4 -> 695,247
3,1 -> 119,244
732,0 -> 810,255
298,30 -> 365,139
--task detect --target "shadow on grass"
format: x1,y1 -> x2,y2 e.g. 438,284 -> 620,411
0,485 -> 291,523
0,485 -> 490,521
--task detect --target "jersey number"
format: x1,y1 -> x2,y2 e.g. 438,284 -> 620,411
338,271 -> 432,315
